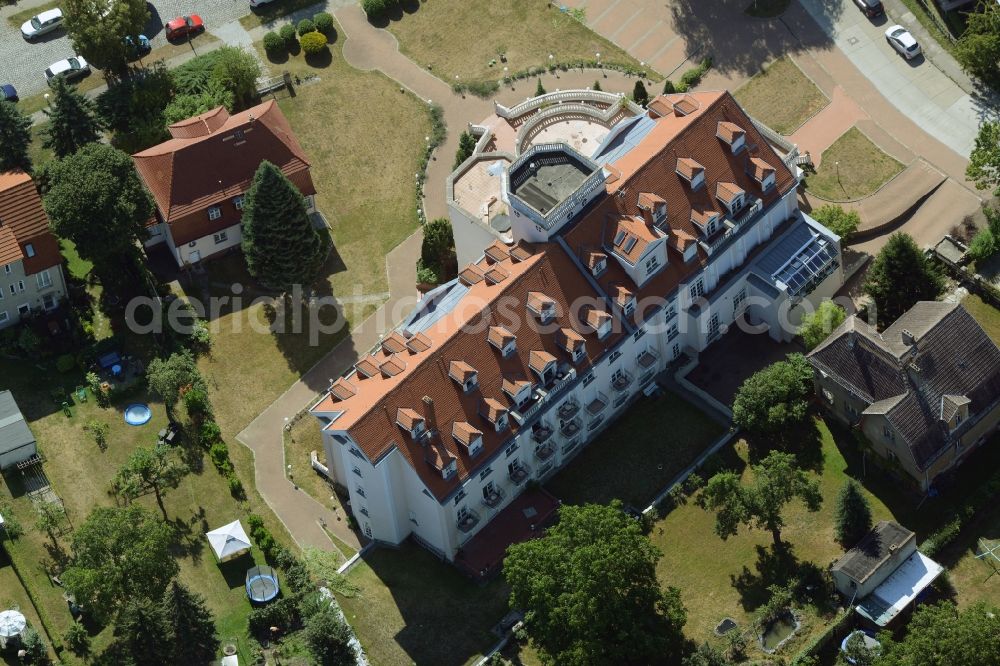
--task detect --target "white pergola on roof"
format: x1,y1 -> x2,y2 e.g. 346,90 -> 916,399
206,520 -> 251,562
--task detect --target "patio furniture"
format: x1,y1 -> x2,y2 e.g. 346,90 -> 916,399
111,364 -> 122,379
74,386 -> 87,403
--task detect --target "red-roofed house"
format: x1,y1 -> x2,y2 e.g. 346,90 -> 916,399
0,171 -> 67,329
133,100 -> 316,267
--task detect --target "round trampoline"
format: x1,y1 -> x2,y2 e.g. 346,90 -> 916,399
246,565 -> 280,603
123,403 -> 152,426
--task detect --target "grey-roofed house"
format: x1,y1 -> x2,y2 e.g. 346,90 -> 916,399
0,390 -> 37,470
831,520 -> 942,627
807,302 -> 1000,491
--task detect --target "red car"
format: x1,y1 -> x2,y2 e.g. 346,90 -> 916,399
165,14 -> 204,40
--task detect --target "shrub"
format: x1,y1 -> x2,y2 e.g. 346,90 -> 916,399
812,204 -> 861,238
662,79 -> 676,94
263,31 -> 284,53
183,386 -> 213,422
56,354 -> 76,373
297,18 -> 315,36
279,23 -> 297,44
83,419 -> 110,450
199,420 -> 222,447
64,621 -> 91,657
361,0 -> 397,17
21,627 -> 47,662
416,262 -> 438,285
314,12 -> 333,33
209,441 -> 233,476
300,31 -> 328,56
248,597 -> 300,634
0,501 -> 23,538
227,473 -> 244,499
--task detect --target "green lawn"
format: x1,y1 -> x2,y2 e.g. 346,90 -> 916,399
962,293 -> 1000,345
7,0 -> 59,26
804,127 -> 904,201
27,124 -> 53,173
239,0 -> 324,29
339,544 -> 510,666
546,391 -> 725,507
734,57 -> 828,135
0,354 -> 291,663
384,0 -> 656,87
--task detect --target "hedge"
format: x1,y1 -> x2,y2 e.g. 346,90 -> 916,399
300,31 -> 328,55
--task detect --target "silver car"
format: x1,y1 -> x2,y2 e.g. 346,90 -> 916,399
21,8 -> 64,41
45,55 -> 90,81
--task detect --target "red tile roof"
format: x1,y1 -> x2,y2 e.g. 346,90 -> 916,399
488,326 -> 515,349
449,360 -> 477,383
676,157 -> 704,180
606,215 -> 662,264
330,378 -> 356,401
528,350 -> 557,374
750,157 -> 776,181
132,100 -> 314,226
381,331 -> 408,354
452,421 -> 482,446
312,247 -> 626,501
0,171 -> 62,274
716,121 -> 745,143
396,407 -> 423,430
564,91 -> 796,307
716,181 -> 744,204
637,192 -> 666,210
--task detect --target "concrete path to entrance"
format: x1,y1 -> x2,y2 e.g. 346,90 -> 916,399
789,86 -> 867,167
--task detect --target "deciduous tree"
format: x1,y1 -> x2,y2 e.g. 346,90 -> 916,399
42,76 -> 104,158
241,161 -> 327,291
62,504 -> 178,621
954,5 -> 1000,90
0,100 -> 32,173
43,143 -> 153,290
834,480 -> 873,546
811,204 -> 861,238
863,233 -> 944,328
146,350 -> 202,419
161,581 -> 220,664
505,502 -> 688,665
303,604 -> 354,665
877,602 -> 1000,666
63,0 -> 150,78
112,444 -> 188,519
702,451 -> 822,547
798,301 -> 846,350
211,46 -> 261,110
731,354 -> 814,438
966,120 -> 1000,196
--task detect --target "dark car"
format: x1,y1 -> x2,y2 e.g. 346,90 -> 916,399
853,0 -> 885,17
165,14 -> 204,40
0,84 -> 17,102
124,34 -> 152,58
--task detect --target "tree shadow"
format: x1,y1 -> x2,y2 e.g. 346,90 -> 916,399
666,0 -> 842,79
305,47 -> 334,69
266,48 -> 290,65
167,511 -> 205,563
322,25 -> 339,46
730,542 -> 835,613
745,415 -> 824,472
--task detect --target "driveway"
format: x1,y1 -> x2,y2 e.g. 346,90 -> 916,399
0,0 -> 255,98
798,0 -> 982,159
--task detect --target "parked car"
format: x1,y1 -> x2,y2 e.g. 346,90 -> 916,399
249,0 -> 278,6
124,34 -> 152,58
21,8 -> 64,41
165,14 -> 204,40
45,55 -> 90,81
0,84 -> 18,102
885,25 -> 921,59
853,0 -> 884,17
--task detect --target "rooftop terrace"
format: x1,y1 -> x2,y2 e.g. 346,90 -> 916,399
508,150 -> 594,216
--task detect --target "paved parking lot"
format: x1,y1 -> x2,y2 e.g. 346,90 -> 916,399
0,0 -> 256,98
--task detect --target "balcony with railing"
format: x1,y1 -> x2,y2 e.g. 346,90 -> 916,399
698,197 -> 764,256
538,365 -> 576,401
535,440 -> 556,462
587,392 -> 609,416
611,372 -> 633,393
558,400 -> 580,420
509,462 -> 532,485
532,423 -> 553,444
457,509 -> 481,533
481,486 -> 506,509
560,417 -> 582,438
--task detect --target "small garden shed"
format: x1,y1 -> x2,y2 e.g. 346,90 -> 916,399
0,390 -> 37,470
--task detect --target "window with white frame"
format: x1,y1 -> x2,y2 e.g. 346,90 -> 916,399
572,344 -> 585,363
883,425 -> 894,440
3,265 -> 10,275
36,270 -> 51,289
671,342 -> 680,359
17,303 -> 29,316
733,288 -> 747,313
213,231 -> 228,245
664,302 -> 677,320
645,254 -> 660,274
207,206 -> 222,221
233,195 -> 245,210
42,293 -> 56,310
666,322 -> 679,342
708,314 -> 721,340
689,278 -> 705,300
363,523 -> 372,538
16,280 -> 24,293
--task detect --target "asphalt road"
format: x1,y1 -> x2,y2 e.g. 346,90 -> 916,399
0,0 -> 256,99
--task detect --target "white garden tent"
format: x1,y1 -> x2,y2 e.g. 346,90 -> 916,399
206,520 -> 252,562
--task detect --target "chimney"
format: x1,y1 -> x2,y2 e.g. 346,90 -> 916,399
422,395 -> 436,431
901,329 -> 915,346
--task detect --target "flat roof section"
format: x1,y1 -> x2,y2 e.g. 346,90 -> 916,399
525,118 -> 610,157
509,154 -> 593,215
856,551 -> 943,626
453,158 -> 510,224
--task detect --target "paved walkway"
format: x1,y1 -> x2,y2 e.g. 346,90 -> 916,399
788,85 -> 867,167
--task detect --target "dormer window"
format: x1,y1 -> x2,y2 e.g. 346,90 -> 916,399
450,361 -> 478,392
480,398 -> 509,432
717,121 -> 746,154
233,195 -> 245,210
586,251 -> 607,277
716,182 -> 745,216
396,408 -> 426,439
488,326 -> 517,357
208,206 -> 222,221
426,442 -> 457,479
453,421 -> 483,456
529,350 -> 557,385
750,157 -> 776,192
584,308 -> 612,340
572,344 -> 586,363
559,327 -> 586,364
676,158 -> 705,191
638,193 -> 667,228
503,378 -> 534,408
527,291 -> 557,325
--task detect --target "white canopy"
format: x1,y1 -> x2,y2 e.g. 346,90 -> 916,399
206,520 -> 252,562
0,610 -> 26,638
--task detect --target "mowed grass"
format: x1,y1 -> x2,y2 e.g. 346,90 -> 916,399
805,127 -> 904,201
239,0 -> 323,30
734,57 -> 828,135
0,358 -> 291,663
339,544 -> 510,666
546,391 -> 725,507
651,419 -> 895,655
188,27 -> 430,439
384,0 -> 655,85
7,0 -> 60,26
961,293 -> 1000,344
